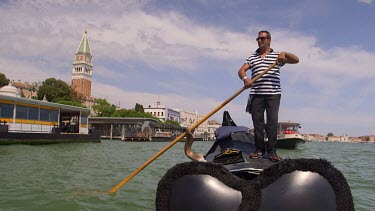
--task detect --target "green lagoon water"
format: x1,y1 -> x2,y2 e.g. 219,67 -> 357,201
0,140 -> 374,210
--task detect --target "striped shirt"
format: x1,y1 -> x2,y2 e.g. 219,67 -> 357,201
245,48 -> 285,95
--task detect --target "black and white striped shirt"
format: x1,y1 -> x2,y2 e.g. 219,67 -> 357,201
245,48 -> 285,95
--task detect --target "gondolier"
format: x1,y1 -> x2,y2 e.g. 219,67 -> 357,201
238,30 -> 299,161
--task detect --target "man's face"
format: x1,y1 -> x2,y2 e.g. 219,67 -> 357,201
256,32 -> 270,48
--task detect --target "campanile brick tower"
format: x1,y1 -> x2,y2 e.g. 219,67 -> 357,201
71,30 -> 93,99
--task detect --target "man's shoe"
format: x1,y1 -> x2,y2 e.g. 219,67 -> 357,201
249,149 -> 264,159
268,150 -> 281,162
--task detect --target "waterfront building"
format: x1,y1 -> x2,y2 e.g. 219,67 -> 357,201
348,137 -> 362,143
71,30 -> 96,110
207,120 -> 221,139
326,135 -> 348,142
144,100 -> 213,138
303,134 -> 326,141
359,135 -> 375,143
144,100 -> 181,123
176,108 -> 209,137
10,80 -> 40,99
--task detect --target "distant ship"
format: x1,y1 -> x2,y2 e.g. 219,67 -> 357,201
276,121 -> 305,149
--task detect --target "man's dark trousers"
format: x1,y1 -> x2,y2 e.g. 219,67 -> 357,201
251,94 -> 281,152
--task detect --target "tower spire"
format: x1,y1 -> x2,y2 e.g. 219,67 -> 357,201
71,29 -> 93,99
76,29 -> 91,54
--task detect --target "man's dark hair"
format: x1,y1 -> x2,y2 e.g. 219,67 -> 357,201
258,30 -> 271,39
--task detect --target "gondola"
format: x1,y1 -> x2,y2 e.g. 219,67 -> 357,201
156,111 -> 354,211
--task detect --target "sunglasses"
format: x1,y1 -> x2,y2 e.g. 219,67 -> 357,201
256,37 -> 269,41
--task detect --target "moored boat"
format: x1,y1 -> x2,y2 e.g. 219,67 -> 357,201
156,111 -> 354,211
275,121 -> 305,149
151,129 -> 173,142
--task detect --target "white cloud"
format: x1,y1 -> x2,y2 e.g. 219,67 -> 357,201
357,0 -> 374,5
0,57 -> 70,83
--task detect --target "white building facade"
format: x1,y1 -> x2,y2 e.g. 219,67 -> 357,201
207,120 -> 222,139
144,101 -> 180,123
175,109 -> 209,137
145,101 -> 217,139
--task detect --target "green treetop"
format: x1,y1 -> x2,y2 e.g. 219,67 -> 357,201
0,73 -> 9,87
37,78 -> 82,106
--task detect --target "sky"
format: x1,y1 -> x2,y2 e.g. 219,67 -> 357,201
1,0 -> 375,137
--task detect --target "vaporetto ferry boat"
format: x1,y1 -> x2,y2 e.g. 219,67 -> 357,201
0,84 -> 100,144
275,121 -> 305,149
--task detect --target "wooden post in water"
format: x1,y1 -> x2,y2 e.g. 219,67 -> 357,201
110,124 -> 113,140
121,125 -> 125,141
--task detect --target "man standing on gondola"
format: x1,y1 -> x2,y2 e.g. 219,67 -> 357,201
238,30 -> 299,161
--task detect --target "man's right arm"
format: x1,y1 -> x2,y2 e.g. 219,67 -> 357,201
238,63 -> 252,88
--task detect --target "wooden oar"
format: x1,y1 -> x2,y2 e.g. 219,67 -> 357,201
108,62 -> 277,194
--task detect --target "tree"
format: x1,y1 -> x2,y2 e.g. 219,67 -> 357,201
327,133 -> 334,137
92,98 -> 116,117
165,119 -> 181,127
58,100 -> 86,108
37,78 -> 81,104
112,108 -> 160,121
0,73 -> 9,87
135,103 -> 144,112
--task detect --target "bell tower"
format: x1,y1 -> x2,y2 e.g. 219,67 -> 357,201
71,29 -> 93,99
